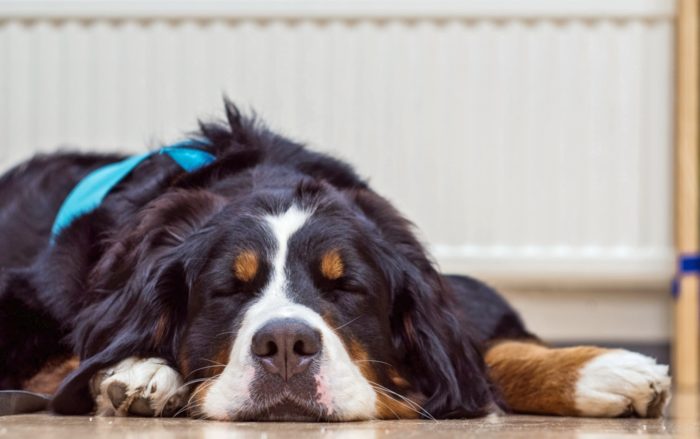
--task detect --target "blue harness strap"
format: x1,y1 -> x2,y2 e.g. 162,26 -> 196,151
51,140 -> 215,242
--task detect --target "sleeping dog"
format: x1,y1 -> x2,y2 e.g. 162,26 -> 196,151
0,101 -> 670,420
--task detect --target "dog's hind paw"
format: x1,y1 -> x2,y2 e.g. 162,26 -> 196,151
90,357 -> 188,417
574,350 -> 671,418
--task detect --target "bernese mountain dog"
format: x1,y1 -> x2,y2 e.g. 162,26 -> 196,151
0,100 -> 670,420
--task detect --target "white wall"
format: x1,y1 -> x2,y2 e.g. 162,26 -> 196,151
0,0 -> 676,342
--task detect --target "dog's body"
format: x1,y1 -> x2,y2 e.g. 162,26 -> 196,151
0,102 -> 670,420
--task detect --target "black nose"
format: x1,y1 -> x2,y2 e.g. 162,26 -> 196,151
251,318 -> 322,381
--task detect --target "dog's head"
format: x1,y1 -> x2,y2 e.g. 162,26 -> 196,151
55,104 -> 495,420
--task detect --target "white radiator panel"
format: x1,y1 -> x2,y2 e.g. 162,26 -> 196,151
0,0 -> 676,287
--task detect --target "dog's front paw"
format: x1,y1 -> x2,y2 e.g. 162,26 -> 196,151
90,357 -> 188,417
574,350 -> 671,418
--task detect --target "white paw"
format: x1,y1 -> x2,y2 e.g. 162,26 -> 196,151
90,357 -> 188,417
575,350 -> 671,418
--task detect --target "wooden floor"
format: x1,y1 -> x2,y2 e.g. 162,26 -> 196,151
1,391 -> 699,438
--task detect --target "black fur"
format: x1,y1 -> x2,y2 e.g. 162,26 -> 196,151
0,100 -> 532,418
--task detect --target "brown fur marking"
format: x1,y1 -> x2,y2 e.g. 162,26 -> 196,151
185,343 -> 231,417
390,374 -> 410,389
23,356 -> 80,395
485,341 -> 607,416
320,249 -> 344,280
233,250 -> 259,282
347,339 -> 420,419
152,314 -> 169,347
178,343 -> 191,378
191,379 -> 217,418
209,342 -> 232,377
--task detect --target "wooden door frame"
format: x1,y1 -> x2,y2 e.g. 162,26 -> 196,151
674,0 -> 700,390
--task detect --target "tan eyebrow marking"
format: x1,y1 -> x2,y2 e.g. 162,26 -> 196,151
320,249 -> 344,280
233,250 -> 259,282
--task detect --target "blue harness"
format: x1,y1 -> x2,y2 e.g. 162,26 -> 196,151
51,140 -> 215,242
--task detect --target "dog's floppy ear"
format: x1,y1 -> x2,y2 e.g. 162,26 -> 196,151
352,189 -> 496,418
51,189 -> 225,415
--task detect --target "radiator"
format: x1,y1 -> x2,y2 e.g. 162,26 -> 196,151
0,0 -> 676,288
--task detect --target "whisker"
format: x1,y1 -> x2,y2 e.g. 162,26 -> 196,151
334,316 -> 361,331
170,376 -> 215,399
185,364 -> 226,378
173,376 -> 220,418
174,398 -> 204,418
380,389 -> 432,420
165,228 -> 185,243
372,390 -> 400,420
173,401 -> 196,418
352,359 -> 394,368
173,390 -> 209,418
201,358 -> 227,367
370,385 -> 429,420
367,380 -> 435,421
181,377 -> 215,388
188,376 -> 219,404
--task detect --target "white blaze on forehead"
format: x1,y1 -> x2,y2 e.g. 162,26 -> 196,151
202,205 -> 377,421
264,205 -> 310,297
